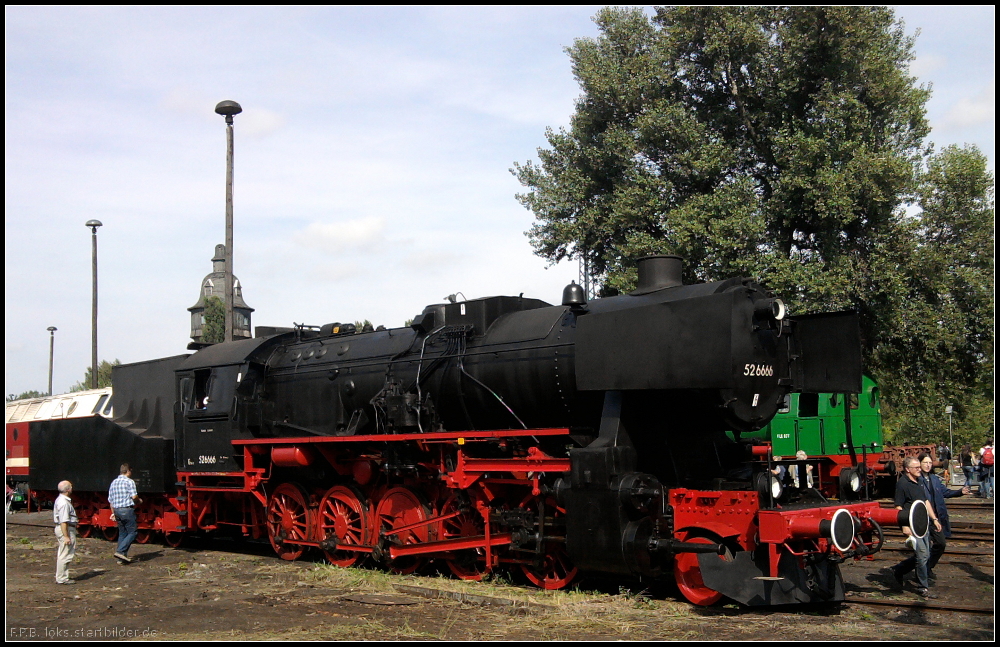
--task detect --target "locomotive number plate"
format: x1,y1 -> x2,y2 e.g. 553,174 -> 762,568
743,363 -> 773,377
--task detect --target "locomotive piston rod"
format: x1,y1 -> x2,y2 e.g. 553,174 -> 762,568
649,538 -> 727,555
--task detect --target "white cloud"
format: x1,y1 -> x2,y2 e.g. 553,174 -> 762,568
940,81 -> 995,129
240,108 -> 286,139
291,217 -> 386,253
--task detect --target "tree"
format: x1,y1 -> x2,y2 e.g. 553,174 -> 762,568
7,390 -> 45,403
876,145 -> 994,446
513,7 -> 991,445
515,7 -> 929,306
70,359 -> 121,392
202,296 -> 226,344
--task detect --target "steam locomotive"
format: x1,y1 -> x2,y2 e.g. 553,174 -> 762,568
26,255 -> 926,606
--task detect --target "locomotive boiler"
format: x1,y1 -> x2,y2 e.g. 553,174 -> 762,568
27,255 -> 924,606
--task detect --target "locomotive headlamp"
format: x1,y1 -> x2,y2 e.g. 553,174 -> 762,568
846,469 -> 862,493
770,475 -> 783,500
756,471 -> 783,501
754,297 -> 786,321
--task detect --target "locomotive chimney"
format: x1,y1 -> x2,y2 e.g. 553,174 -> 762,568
632,255 -> 683,295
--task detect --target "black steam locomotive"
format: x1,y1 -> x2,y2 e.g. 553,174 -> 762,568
28,255 -> 922,606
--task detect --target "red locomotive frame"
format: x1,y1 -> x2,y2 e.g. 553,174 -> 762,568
41,424 -> 903,602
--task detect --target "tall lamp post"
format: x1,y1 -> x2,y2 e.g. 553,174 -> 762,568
214,100 -> 242,343
945,405 -> 954,459
85,219 -> 103,389
47,326 -> 57,396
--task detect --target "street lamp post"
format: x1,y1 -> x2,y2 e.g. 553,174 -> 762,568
47,326 -> 57,396
214,100 -> 242,343
85,219 -> 103,389
945,405 -> 954,459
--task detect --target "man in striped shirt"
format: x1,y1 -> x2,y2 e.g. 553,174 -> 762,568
108,464 -> 142,563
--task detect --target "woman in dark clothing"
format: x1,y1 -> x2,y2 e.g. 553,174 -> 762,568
961,444 -> 976,487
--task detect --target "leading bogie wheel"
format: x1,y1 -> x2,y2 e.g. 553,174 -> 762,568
672,530 -> 728,606
266,482 -> 313,561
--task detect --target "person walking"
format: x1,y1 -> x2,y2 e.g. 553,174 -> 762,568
108,464 -> 142,563
960,444 -> 977,489
884,456 -> 942,599
918,453 -> 969,578
978,441 -> 994,499
53,480 -> 78,585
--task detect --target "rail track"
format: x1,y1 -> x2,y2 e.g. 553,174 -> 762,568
845,595 -> 994,615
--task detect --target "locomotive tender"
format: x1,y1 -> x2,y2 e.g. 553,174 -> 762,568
28,255 -> 926,606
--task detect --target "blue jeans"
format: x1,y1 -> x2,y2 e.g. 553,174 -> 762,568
981,465 -> 994,498
895,532 -> 931,589
114,506 -> 138,556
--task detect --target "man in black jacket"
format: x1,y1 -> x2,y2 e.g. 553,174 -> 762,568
884,456 -> 942,599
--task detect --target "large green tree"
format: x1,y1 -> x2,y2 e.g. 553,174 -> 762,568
514,7 -> 991,444
876,145 -> 995,446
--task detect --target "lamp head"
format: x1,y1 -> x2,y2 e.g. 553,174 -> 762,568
85,219 -> 103,233
215,100 -> 242,125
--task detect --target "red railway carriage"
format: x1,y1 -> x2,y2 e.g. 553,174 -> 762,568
5,388 -> 113,508
25,256 -> 925,606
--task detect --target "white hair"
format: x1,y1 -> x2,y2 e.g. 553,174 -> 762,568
57,480 -> 72,494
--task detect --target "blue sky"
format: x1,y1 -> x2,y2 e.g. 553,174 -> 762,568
5,6 -> 995,397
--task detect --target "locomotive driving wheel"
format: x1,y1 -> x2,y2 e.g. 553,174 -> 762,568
75,498 -> 97,538
375,487 -> 430,575
318,485 -> 369,568
102,525 -> 119,541
439,494 -> 490,581
266,482 -> 313,561
672,530 -> 728,606
135,529 -> 153,544
517,494 -> 577,590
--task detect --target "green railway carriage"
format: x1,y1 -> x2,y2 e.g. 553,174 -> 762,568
746,375 -> 882,458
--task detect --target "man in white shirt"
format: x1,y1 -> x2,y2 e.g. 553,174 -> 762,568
53,480 -> 78,585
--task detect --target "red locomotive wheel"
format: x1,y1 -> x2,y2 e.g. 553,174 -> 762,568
102,525 -> 119,542
318,485 -> 369,568
518,495 -> 578,590
164,532 -> 185,548
375,487 -> 430,575
439,495 -> 490,581
266,482 -> 313,561
75,498 -> 97,538
673,532 -> 725,606
135,529 -> 153,544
